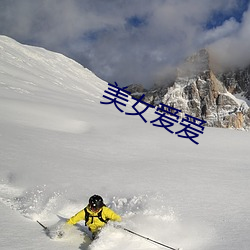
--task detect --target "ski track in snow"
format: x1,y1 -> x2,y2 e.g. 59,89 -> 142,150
0,99 -> 91,134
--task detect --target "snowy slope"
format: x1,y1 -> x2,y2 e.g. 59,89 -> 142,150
0,36 -> 250,250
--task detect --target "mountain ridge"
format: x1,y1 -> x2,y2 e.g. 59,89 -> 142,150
1,35 -> 249,130
128,49 -> 250,130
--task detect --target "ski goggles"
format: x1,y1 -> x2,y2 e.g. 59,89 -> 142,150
89,205 -> 101,212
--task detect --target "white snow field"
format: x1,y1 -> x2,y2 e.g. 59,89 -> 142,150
0,35 -> 249,250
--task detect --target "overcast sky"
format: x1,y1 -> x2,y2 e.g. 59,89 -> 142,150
0,0 -> 249,87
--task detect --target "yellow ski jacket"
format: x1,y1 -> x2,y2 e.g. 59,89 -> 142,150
67,206 -> 121,233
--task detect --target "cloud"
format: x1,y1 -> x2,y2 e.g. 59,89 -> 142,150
0,0 -> 249,87
200,18 -> 240,45
209,4 -> 250,69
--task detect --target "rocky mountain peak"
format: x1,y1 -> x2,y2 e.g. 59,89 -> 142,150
177,48 -> 210,78
128,49 -> 250,130
217,66 -> 250,100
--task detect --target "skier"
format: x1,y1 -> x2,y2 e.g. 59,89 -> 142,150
66,194 -> 121,239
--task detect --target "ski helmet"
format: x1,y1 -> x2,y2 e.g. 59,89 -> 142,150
89,195 -> 104,210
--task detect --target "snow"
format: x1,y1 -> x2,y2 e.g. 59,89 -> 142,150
0,35 -> 250,250
234,93 -> 250,107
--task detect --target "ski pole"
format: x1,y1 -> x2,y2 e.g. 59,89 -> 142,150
122,227 -> 180,250
37,220 -> 48,231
